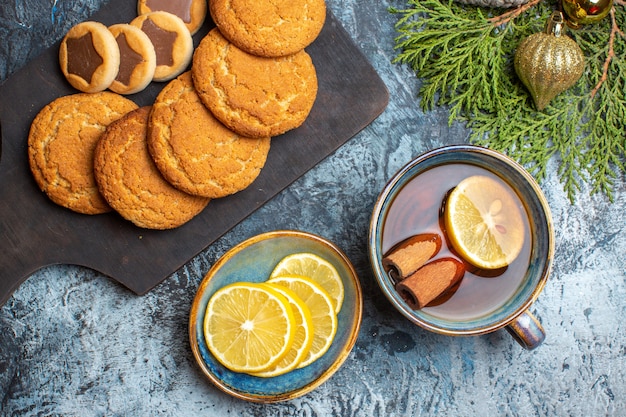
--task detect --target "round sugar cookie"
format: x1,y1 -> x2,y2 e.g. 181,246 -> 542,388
191,28 -> 318,138
59,21 -> 120,93
148,72 -> 271,198
28,92 -> 138,214
130,11 -> 193,82
94,106 -> 210,229
137,0 -> 207,35
210,0 -> 326,57
108,24 -> 157,95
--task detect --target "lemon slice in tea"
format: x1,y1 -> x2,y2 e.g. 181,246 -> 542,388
267,275 -> 338,369
203,282 -> 296,373
444,175 -> 525,270
270,252 -> 344,313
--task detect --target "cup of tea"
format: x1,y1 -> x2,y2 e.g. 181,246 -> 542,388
368,145 -> 554,350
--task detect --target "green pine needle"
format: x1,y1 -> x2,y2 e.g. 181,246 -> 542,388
390,0 -> 626,202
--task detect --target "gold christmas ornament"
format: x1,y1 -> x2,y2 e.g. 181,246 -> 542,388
514,11 -> 585,111
562,0 -> 613,27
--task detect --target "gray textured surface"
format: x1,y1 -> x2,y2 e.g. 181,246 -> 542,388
1,0 -> 625,416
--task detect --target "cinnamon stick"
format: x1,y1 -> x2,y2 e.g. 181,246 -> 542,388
382,233 -> 442,283
395,257 -> 465,309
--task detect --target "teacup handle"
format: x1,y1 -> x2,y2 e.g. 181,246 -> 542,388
505,310 -> 545,350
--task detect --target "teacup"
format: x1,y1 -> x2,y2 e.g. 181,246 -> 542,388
368,145 -> 554,350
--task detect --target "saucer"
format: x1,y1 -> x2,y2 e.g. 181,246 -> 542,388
189,230 -> 363,402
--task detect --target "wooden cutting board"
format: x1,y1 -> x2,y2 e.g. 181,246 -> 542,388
0,2 -> 389,306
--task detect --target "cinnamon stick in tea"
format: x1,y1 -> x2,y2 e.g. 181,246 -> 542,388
395,257 -> 465,309
383,233 -> 442,283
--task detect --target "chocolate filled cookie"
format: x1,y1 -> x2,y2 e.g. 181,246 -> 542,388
148,72 -> 271,198
130,11 -> 193,82
59,21 -> 120,93
28,92 -> 138,214
192,28 -> 318,138
108,24 -> 157,95
137,0 -> 207,35
210,0 -> 326,57
94,106 -> 210,229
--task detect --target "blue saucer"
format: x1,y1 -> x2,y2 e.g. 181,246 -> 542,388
189,230 -> 363,402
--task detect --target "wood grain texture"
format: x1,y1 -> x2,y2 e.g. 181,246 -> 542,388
0,2 -> 389,305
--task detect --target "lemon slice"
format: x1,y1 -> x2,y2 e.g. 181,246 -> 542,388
203,282 -> 296,373
267,275 -> 338,369
250,284 -> 314,378
444,175 -> 526,270
270,252 -> 344,313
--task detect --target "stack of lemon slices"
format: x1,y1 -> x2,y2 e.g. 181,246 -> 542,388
203,252 -> 344,378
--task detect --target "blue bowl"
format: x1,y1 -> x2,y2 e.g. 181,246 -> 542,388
189,230 -> 363,402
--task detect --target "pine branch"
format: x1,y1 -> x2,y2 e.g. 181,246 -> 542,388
392,0 -> 507,121
487,0 -> 542,26
591,7 -> 622,97
390,0 -> 626,203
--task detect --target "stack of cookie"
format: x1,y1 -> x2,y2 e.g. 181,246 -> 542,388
28,0 -> 326,230
59,0 -> 207,94
193,0 -> 326,139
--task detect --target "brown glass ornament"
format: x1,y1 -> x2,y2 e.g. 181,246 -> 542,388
562,0 -> 613,27
514,11 -> 585,111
